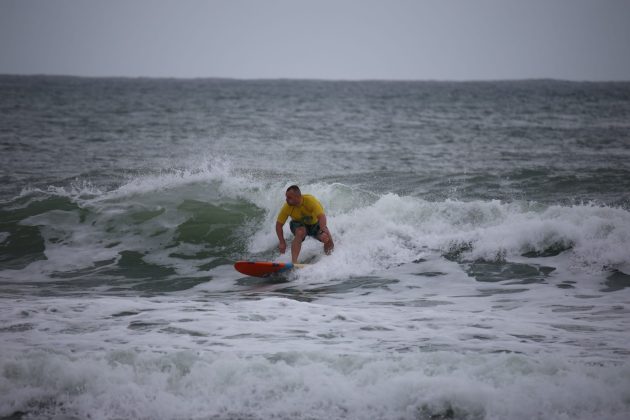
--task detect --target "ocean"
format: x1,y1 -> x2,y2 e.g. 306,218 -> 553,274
1,75 -> 629,419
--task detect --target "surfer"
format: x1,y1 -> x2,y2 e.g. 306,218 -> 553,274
276,185 -> 334,263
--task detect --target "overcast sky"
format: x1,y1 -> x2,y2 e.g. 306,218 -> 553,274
1,0 -> 629,80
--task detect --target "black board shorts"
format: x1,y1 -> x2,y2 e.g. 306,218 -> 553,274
290,221 -> 321,241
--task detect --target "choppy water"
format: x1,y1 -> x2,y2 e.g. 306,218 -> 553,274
1,75 -> 630,419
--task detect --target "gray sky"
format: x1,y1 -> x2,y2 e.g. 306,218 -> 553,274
1,0 -> 629,80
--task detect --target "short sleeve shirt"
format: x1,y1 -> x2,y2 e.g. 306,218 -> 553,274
276,194 -> 325,225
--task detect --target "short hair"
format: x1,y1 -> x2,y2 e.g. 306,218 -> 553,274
286,185 -> 301,194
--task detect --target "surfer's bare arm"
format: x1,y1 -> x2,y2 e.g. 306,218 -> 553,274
317,214 -> 328,232
276,222 -> 287,253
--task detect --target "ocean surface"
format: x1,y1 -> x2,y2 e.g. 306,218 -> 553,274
1,75 -> 630,420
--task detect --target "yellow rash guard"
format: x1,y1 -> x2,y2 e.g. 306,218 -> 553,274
276,194 -> 325,225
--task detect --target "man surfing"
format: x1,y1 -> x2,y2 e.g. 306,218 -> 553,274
276,185 -> 334,263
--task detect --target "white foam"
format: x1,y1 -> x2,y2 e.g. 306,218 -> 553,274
1,348 -> 628,420
15,179 -> 104,202
272,192 -> 630,283
1,272 -> 629,419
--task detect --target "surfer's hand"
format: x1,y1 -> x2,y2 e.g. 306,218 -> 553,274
278,241 -> 286,254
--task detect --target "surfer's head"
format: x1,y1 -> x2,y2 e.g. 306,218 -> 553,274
285,185 -> 302,206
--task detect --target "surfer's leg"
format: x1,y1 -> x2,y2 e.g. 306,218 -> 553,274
324,237 -> 334,255
317,231 -> 334,255
291,227 -> 307,263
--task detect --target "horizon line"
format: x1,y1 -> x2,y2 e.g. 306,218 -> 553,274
1,72 -> 630,84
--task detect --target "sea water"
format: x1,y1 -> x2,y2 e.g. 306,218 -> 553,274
1,76 -> 629,419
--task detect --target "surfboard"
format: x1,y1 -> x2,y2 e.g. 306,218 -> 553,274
234,261 -> 307,277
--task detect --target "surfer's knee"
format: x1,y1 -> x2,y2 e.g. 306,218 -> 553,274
320,233 -> 333,246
